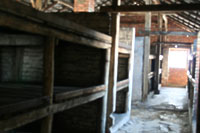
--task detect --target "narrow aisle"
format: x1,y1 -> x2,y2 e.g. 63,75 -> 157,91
115,87 -> 190,133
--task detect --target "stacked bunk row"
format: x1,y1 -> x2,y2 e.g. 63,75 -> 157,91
108,27 -> 135,132
0,0 -> 135,133
148,46 -> 156,93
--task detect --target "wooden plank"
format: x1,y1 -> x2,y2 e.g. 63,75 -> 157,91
52,91 -> 105,116
0,12 -> 111,49
41,37 -> 55,133
0,96 -> 49,118
100,4 -> 200,13
0,0 -> 111,44
117,79 -> 129,91
54,85 -> 106,102
0,91 -> 105,132
138,31 -> 197,36
0,34 -> 44,46
0,106 -> 50,132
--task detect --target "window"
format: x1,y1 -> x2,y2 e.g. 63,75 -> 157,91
168,50 -> 188,68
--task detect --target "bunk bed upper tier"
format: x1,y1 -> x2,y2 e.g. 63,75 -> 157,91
0,0 -> 111,49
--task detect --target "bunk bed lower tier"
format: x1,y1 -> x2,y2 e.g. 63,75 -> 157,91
0,83 -> 106,116
0,83 -> 106,131
0,84 -> 49,119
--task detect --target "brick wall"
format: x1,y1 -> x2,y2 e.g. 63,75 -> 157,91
54,41 -> 106,87
74,0 -> 94,12
167,68 -> 188,87
115,88 -> 128,113
121,15 -> 197,88
162,48 -> 189,87
0,46 -> 43,84
57,13 -> 111,34
117,56 -> 129,81
119,27 -> 134,46
53,98 -> 102,133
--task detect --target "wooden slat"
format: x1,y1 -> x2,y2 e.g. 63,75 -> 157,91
54,84 -> 106,102
117,79 -> 129,91
0,12 -> 111,49
0,0 -> 111,44
100,4 -> 200,13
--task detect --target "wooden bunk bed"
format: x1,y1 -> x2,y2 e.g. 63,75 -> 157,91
0,0 -> 111,132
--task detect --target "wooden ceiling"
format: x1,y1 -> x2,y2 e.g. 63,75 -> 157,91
159,0 -> 200,32
16,0 -> 200,32
16,0 -> 73,12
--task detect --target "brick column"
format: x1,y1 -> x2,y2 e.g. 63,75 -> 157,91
74,0 -> 94,12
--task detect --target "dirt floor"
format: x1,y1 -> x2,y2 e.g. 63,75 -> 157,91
115,87 -> 190,133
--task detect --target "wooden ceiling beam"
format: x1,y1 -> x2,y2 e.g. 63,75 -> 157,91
100,4 -> 200,13
168,16 -> 199,31
153,42 -> 192,45
138,31 -> 197,36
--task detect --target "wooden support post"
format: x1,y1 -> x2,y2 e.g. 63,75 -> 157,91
154,13 -> 162,94
126,28 -> 135,113
142,0 -> 151,100
106,0 -> 120,132
106,13 -> 120,133
101,49 -> 110,133
195,32 -> 200,133
41,37 -> 55,133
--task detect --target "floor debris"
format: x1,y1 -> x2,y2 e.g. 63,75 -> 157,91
115,87 -> 190,133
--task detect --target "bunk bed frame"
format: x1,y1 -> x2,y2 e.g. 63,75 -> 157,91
0,0 -> 134,132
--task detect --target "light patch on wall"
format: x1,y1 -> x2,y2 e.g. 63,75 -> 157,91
168,50 -> 188,68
